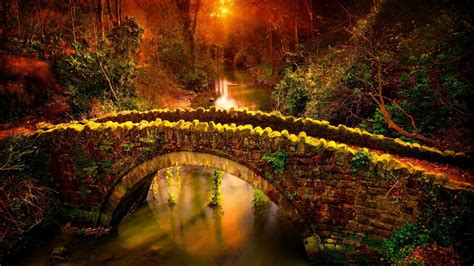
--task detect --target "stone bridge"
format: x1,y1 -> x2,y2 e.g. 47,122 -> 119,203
32,107 -> 473,262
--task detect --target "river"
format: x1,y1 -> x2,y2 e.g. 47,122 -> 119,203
15,71 -> 310,265
191,70 -> 273,111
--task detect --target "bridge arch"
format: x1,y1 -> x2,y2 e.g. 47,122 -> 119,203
31,108 -> 473,263
98,151 -> 323,261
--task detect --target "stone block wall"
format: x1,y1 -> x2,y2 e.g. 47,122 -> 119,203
89,107 -> 472,166
29,109 -> 473,262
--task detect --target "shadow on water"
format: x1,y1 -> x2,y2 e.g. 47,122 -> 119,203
17,167 -> 309,265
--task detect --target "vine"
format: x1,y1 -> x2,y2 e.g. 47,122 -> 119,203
262,150 -> 288,174
208,170 -> 223,207
165,167 -> 181,207
350,150 -> 371,173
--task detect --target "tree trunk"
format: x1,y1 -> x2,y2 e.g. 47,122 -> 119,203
269,27 -> 274,76
96,0 -> 103,38
15,0 -> 20,39
293,0 -> 298,52
175,0 -> 199,69
36,0 -> 44,38
106,0 -> 112,21
1,0 -> 8,45
114,0 -> 119,25
69,0 -> 76,42
118,0 -> 122,25
190,0 -> 200,69
176,0 -> 191,64
304,0 -> 315,39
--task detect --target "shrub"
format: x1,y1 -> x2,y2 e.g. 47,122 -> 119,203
182,68 -> 209,91
273,69 -> 310,116
405,243 -> 461,265
108,17 -> 144,58
0,137 -> 55,259
274,1 -> 473,144
342,61 -> 373,89
273,48 -> 371,125
442,74 -> 471,107
157,39 -> 189,77
379,223 -> 432,263
375,191 -> 474,264
234,46 -> 262,69
285,83 -> 309,117
278,49 -> 306,75
54,17 -> 144,117
360,67 -> 452,139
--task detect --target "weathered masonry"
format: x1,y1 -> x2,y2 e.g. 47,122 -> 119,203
33,107 -> 473,263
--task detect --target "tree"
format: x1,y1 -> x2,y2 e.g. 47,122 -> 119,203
69,0 -> 76,42
1,0 -> 8,46
344,6 -> 440,147
232,0 -> 317,74
96,0 -> 104,38
175,0 -> 201,69
304,0 -> 315,40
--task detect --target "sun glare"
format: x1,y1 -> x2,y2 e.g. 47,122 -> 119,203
220,6 -> 229,15
211,0 -> 231,18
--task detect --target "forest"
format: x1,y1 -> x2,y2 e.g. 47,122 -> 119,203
1,0 -> 473,265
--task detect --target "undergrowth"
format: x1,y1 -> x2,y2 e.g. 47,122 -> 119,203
0,137 -> 56,261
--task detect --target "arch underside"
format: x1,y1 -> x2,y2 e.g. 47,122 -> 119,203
98,151 -> 322,261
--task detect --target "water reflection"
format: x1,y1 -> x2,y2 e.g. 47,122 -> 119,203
213,71 -> 272,111
215,78 -> 238,109
147,167 -> 310,265
17,167 -> 309,265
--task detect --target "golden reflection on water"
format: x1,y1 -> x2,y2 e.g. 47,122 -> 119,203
214,71 -> 272,111
17,167 -> 309,266
147,168 -> 255,255
215,79 -> 238,109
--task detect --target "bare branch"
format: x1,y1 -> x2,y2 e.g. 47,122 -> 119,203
343,15 -> 440,148
97,56 -> 120,103
381,95 -> 418,131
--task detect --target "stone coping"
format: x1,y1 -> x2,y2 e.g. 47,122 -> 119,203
35,115 -> 473,192
41,107 -> 471,167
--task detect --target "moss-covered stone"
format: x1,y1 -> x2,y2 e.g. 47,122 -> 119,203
88,107 -> 470,167
15,107 -> 471,265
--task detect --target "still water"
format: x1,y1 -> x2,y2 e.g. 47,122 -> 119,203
18,167 -> 309,265
193,70 -> 273,111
